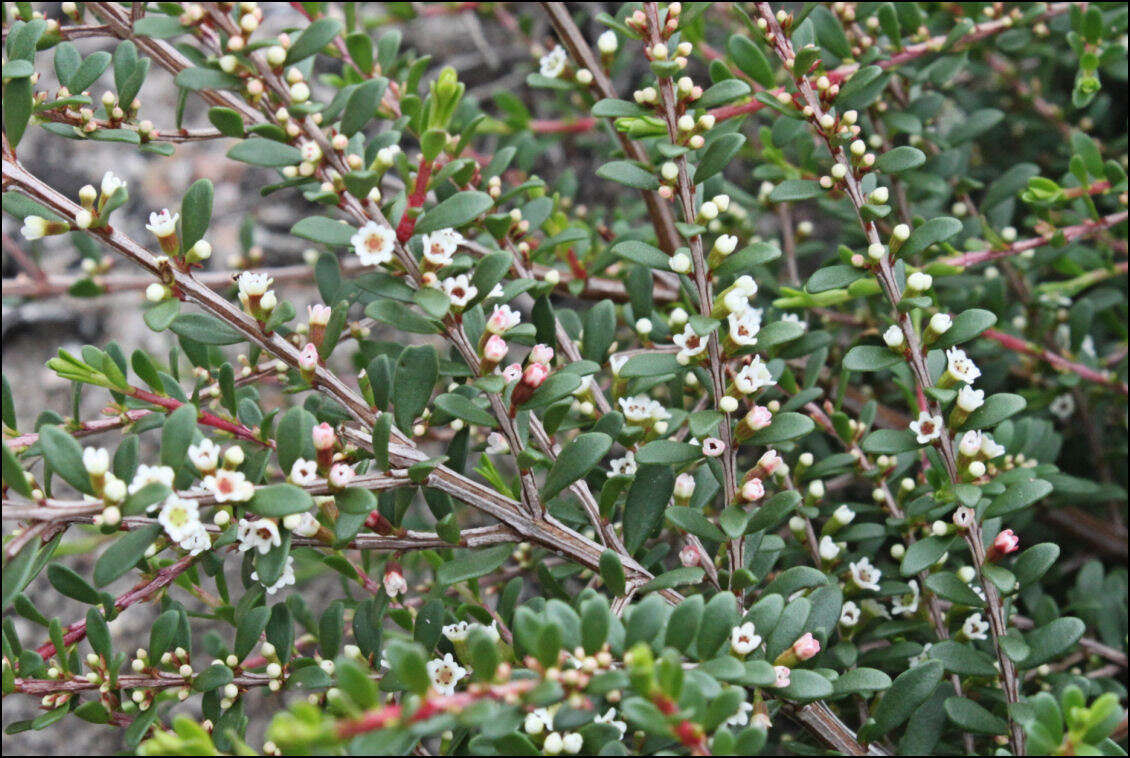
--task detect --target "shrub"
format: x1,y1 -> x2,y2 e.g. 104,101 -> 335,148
2,2 -> 1127,756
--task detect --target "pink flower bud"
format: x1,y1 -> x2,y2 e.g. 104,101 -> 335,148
484,334 -> 508,363
792,632 -> 820,661
745,405 -> 772,431
993,529 -> 1020,555
521,362 -> 550,389
307,304 -> 332,326
529,343 -> 555,365
679,543 -> 700,567
502,363 -> 522,383
758,450 -> 783,475
674,472 -> 696,499
741,477 -> 765,502
383,564 -> 407,598
774,665 -> 791,688
298,342 -> 319,371
312,422 -> 336,451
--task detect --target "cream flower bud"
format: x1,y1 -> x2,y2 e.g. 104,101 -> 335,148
883,324 -> 904,348
892,223 -> 911,242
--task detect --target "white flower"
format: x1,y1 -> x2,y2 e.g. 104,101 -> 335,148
562,732 -> 583,754
674,472 -> 696,499
426,653 -> 467,695
702,437 -> 725,457
289,458 -> 318,486
597,30 -> 618,55
237,271 -> 272,296
980,434 -> 1006,459
83,447 -> 110,475
945,347 -> 981,384
958,431 -> 983,457
734,357 -> 774,394
929,313 -> 952,334
861,598 -> 890,619
299,140 -> 322,163
485,432 -> 510,455
730,622 -> 762,655
962,613 -> 990,641
20,216 -> 48,240
849,557 -> 882,591
722,289 -> 749,314
891,580 -> 920,616
781,312 -> 808,331
130,464 -> 176,503
594,707 -> 627,738
839,600 -> 861,627
383,569 -> 407,598
204,469 -> 255,502
441,274 -> 477,307
158,495 -> 202,544
818,535 -> 840,561
101,171 -> 126,197
187,439 -> 221,473
610,450 -> 637,477
177,523 -> 212,556
714,234 -> 739,256
539,46 -> 568,78
908,642 -> 933,668
350,221 -> 395,266
237,518 -> 282,554
833,504 -> 856,525
1049,393 -> 1075,420
442,621 -> 470,642
956,385 -> 985,413
725,700 -> 755,728
727,307 -> 762,346
328,462 -> 355,489
672,324 -> 707,361
486,304 -> 521,334
883,324 -> 904,348
422,228 -> 463,267
282,511 -> 320,537
909,411 -> 944,444
252,555 -> 296,594
145,209 -> 179,237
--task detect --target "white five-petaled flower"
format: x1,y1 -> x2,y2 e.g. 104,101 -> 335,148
237,517 -> 282,554
781,312 -> 808,331
83,446 -> 110,475
299,140 -> 322,163
980,434 -> 1006,459
734,357 -> 774,394
203,469 -> 255,502
891,580 -> 920,616
617,395 -> 669,424
702,437 -> 726,457
725,700 -> 755,728
839,600 -> 861,627
145,208 -> 179,237
237,271 -> 272,296
908,642 -> 933,668
730,622 -> 762,655
958,430 -> 983,457
252,555 -> 296,595
426,653 -> 467,695
328,462 -> 356,489
188,438 -> 221,473
773,665 -> 791,688
130,464 -> 176,504
282,511 -> 320,537
178,523 -> 212,556
422,228 -> 463,267
594,708 -> 627,738
539,46 -> 568,78
610,450 -> 637,477
350,221 -> 395,266
849,557 -> 882,591
945,347 -> 981,384
158,495 -> 202,544
442,274 -> 477,308
962,612 -> 990,641
818,535 -> 840,561
1049,393 -> 1075,420
442,621 -> 470,642
909,411 -> 944,444
101,170 -> 126,197
486,304 -> 521,334
289,458 -> 318,486
672,323 -> 707,361
956,385 -> 985,413
727,307 -> 762,346
383,568 -> 407,598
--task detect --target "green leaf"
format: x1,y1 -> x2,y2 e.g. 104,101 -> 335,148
875,146 -> 926,174
207,107 -> 244,137
923,572 -> 983,606
984,478 -> 1052,519
180,179 -> 213,252
160,404 -> 197,469
193,663 -> 234,692
599,550 -> 626,596
611,240 -> 670,270
392,345 -> 438,431
778,670 -> 834,701
542,433 -> 612,501
638,567 -> 704,594
933,308 -> 996,349
3,441 -> 33,499
769,180 -> 821,202
596,160 -> 659,191
900,536 -> 952,575
666,506 -> 727,542
945,697 -> 1008,735
3,77 -> 33,148
1013,543 -> 1059,587
861,429 -> 920,454
869,661 -> 944,736
807,264 -> 864,294
748,412 -> 814,444
132,15 -> 186,39
947,108 -> 1003,145
623,464 -> 675,553
832,667 -> 892,696
39,425 -> 95,495
291,216 -> 355,247
174,67 -> 241,91
169,313 -> 245,345
693,133 -> 745,184
364,300 -> 440,334
745,490 -> 801,533
959,393 -> 1026,432
249,484 -> 314,517
727,35 -> 774,88
93,524 -> 161,587
435,543 -> 512,585
286,17 -> 343,64
696,592 -> 739,659
234,606 -> 270,662
434,393 -> 496,427
334,487 -> 376,515
664,594 -> 703,653
226,139 -> 302,167
415,191 -> 493,234
698,79 -> 752,109
927,640 -> 996,677
47,563 -> 100,604
1020,617 -> 1085,669
67,51 -> 112,94
341,77 -> 389,135
900,217 -> 963,258
276,406 -> 315,474
635,440 -> 701,466
843,345 -> 902,372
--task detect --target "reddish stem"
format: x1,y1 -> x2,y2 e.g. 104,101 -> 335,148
529,117 -> 598,134
983,328 -> 1128,396
396,157 -> 434,243
128,387 -> 272,447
